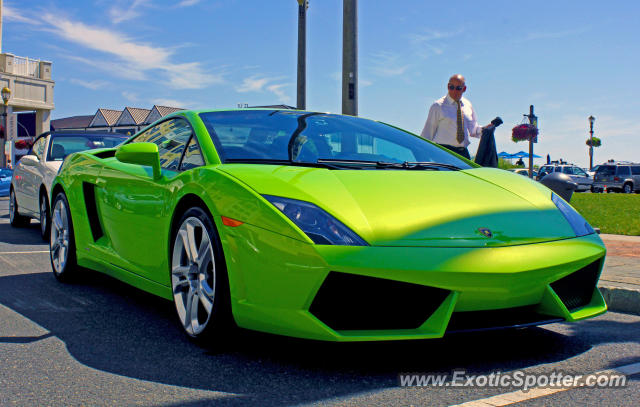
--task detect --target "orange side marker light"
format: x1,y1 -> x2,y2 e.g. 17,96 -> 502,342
221,216 -> 244,227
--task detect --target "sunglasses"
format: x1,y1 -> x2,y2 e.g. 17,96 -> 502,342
448,84 -> 464,91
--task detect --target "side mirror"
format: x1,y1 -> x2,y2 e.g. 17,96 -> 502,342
115,142 -> 161,180
20,155 -> 39,166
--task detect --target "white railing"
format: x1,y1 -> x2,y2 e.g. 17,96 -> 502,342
13,56 -> 40,78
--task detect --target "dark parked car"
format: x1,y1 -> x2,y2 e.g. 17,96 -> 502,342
592,162 -> 640,193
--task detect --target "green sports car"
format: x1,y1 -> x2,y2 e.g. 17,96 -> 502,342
50,109 -> 607,342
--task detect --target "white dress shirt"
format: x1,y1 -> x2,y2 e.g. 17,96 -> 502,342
420,94 -> 482,147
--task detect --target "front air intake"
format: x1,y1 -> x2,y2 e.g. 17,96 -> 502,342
309,272 -> 450,331
550,259 -> 602,311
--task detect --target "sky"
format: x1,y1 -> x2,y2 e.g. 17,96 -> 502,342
4,0 -> 640,168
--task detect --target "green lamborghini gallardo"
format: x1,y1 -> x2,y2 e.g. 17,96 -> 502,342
50,109 -> 607,342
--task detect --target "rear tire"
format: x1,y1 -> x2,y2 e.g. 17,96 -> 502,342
623,183 -> 633,194
50,192 -> 78,282
9,188 -> 30,227
40,193 -> 51,241
170,206 -> 233,344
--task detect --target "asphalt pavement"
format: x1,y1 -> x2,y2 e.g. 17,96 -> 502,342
0,196 -> 638,406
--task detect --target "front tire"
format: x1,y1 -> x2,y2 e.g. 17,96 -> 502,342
170,207 -> 232,343
9,188 -> 30,227
40,193 -> 51,241
50,192 -> 78,282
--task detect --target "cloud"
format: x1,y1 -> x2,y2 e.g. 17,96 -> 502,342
151,98 -> 193,108
408,29 -> 463,59
236,76 -> 276,93
122,91 -> 139,102
70,78 -> 110,90
517,28 -> 590,43
370,51 -> 410,77
176,0 -> 201,7
266,83 -> 291,104
109,0 -> 151,24
4,4 -> 39,25
39,13 -> 223,89
236,75 -> 291,103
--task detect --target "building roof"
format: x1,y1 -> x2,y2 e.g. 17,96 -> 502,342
155,105 -> 184,116
96,109 -> 122,126
124,107 -> 152,125
51,115 -> 94,130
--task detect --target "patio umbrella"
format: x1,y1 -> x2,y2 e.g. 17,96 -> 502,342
512,151 -> 541,159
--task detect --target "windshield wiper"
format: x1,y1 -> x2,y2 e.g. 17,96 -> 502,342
317,159 -> 461,171
224,158 -> 343,169
393,161 -> 461,171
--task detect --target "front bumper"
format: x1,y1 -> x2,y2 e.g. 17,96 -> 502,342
222,225 -> 607,341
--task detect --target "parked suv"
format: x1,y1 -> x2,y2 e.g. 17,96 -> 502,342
592,162 -> 640,193
536,163 -> 593,192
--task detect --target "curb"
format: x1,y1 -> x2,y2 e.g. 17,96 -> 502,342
599,285 -> 640,316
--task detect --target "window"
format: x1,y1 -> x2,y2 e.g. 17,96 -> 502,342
180,136 -> 205,170
596,166 -> 615,176
198,110 -> 469,169
573,167 -> 587,176
615,166 -> 631,176
47,134 -> 128,161
133,118 -> 193,170
564,166 -> 586,176
31,137 -> 47,160
631,166 -> 640,175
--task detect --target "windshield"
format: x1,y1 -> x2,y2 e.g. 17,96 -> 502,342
198,110 -> 473,170
48,134 -> 129,161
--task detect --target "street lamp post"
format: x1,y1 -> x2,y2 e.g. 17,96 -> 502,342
296,0 -> 308,110
0,86 -> 11,168
588,115 -> 595,171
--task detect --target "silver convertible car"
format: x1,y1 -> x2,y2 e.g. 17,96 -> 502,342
9,131 -> 128,239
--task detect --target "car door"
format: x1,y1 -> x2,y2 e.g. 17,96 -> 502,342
615,166 -> 631,187
16,135 -> 48,214
631,166 -> 640,190
95,118 -> 193,281
595,165 -> 614,185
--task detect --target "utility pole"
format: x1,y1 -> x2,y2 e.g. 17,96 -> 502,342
296,0 -> 307,110
588,115 -> 595,170
524,105 -> 538,179
342,0 -> 357,116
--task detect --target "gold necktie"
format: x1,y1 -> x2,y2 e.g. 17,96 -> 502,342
456,100 -> 464,144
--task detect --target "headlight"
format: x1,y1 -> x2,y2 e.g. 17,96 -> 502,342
263,195 -> 368,246
552,193 -> 594,237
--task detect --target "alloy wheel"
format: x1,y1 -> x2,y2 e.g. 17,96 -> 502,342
50,198 -> 70,274
40,198 -> 48,237
171,216 -> 216,336
9,190 -> 16,224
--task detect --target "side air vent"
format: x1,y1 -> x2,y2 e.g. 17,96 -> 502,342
93,150 -> 116,159
550,259 -> 602,311
446,306 -> 563,334
82,182 -> 104,241
309,272 -> 450,331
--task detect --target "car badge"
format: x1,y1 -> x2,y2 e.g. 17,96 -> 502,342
478,228 -> 493,238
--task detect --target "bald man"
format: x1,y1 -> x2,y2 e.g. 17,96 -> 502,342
420,74 -> 493,159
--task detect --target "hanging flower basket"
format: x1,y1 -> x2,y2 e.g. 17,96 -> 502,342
511,124 -> 538,143
586,137 -> 601,147
14,139 -> 34,150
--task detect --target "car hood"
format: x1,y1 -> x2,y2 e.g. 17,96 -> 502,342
218,165 -> 576,247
